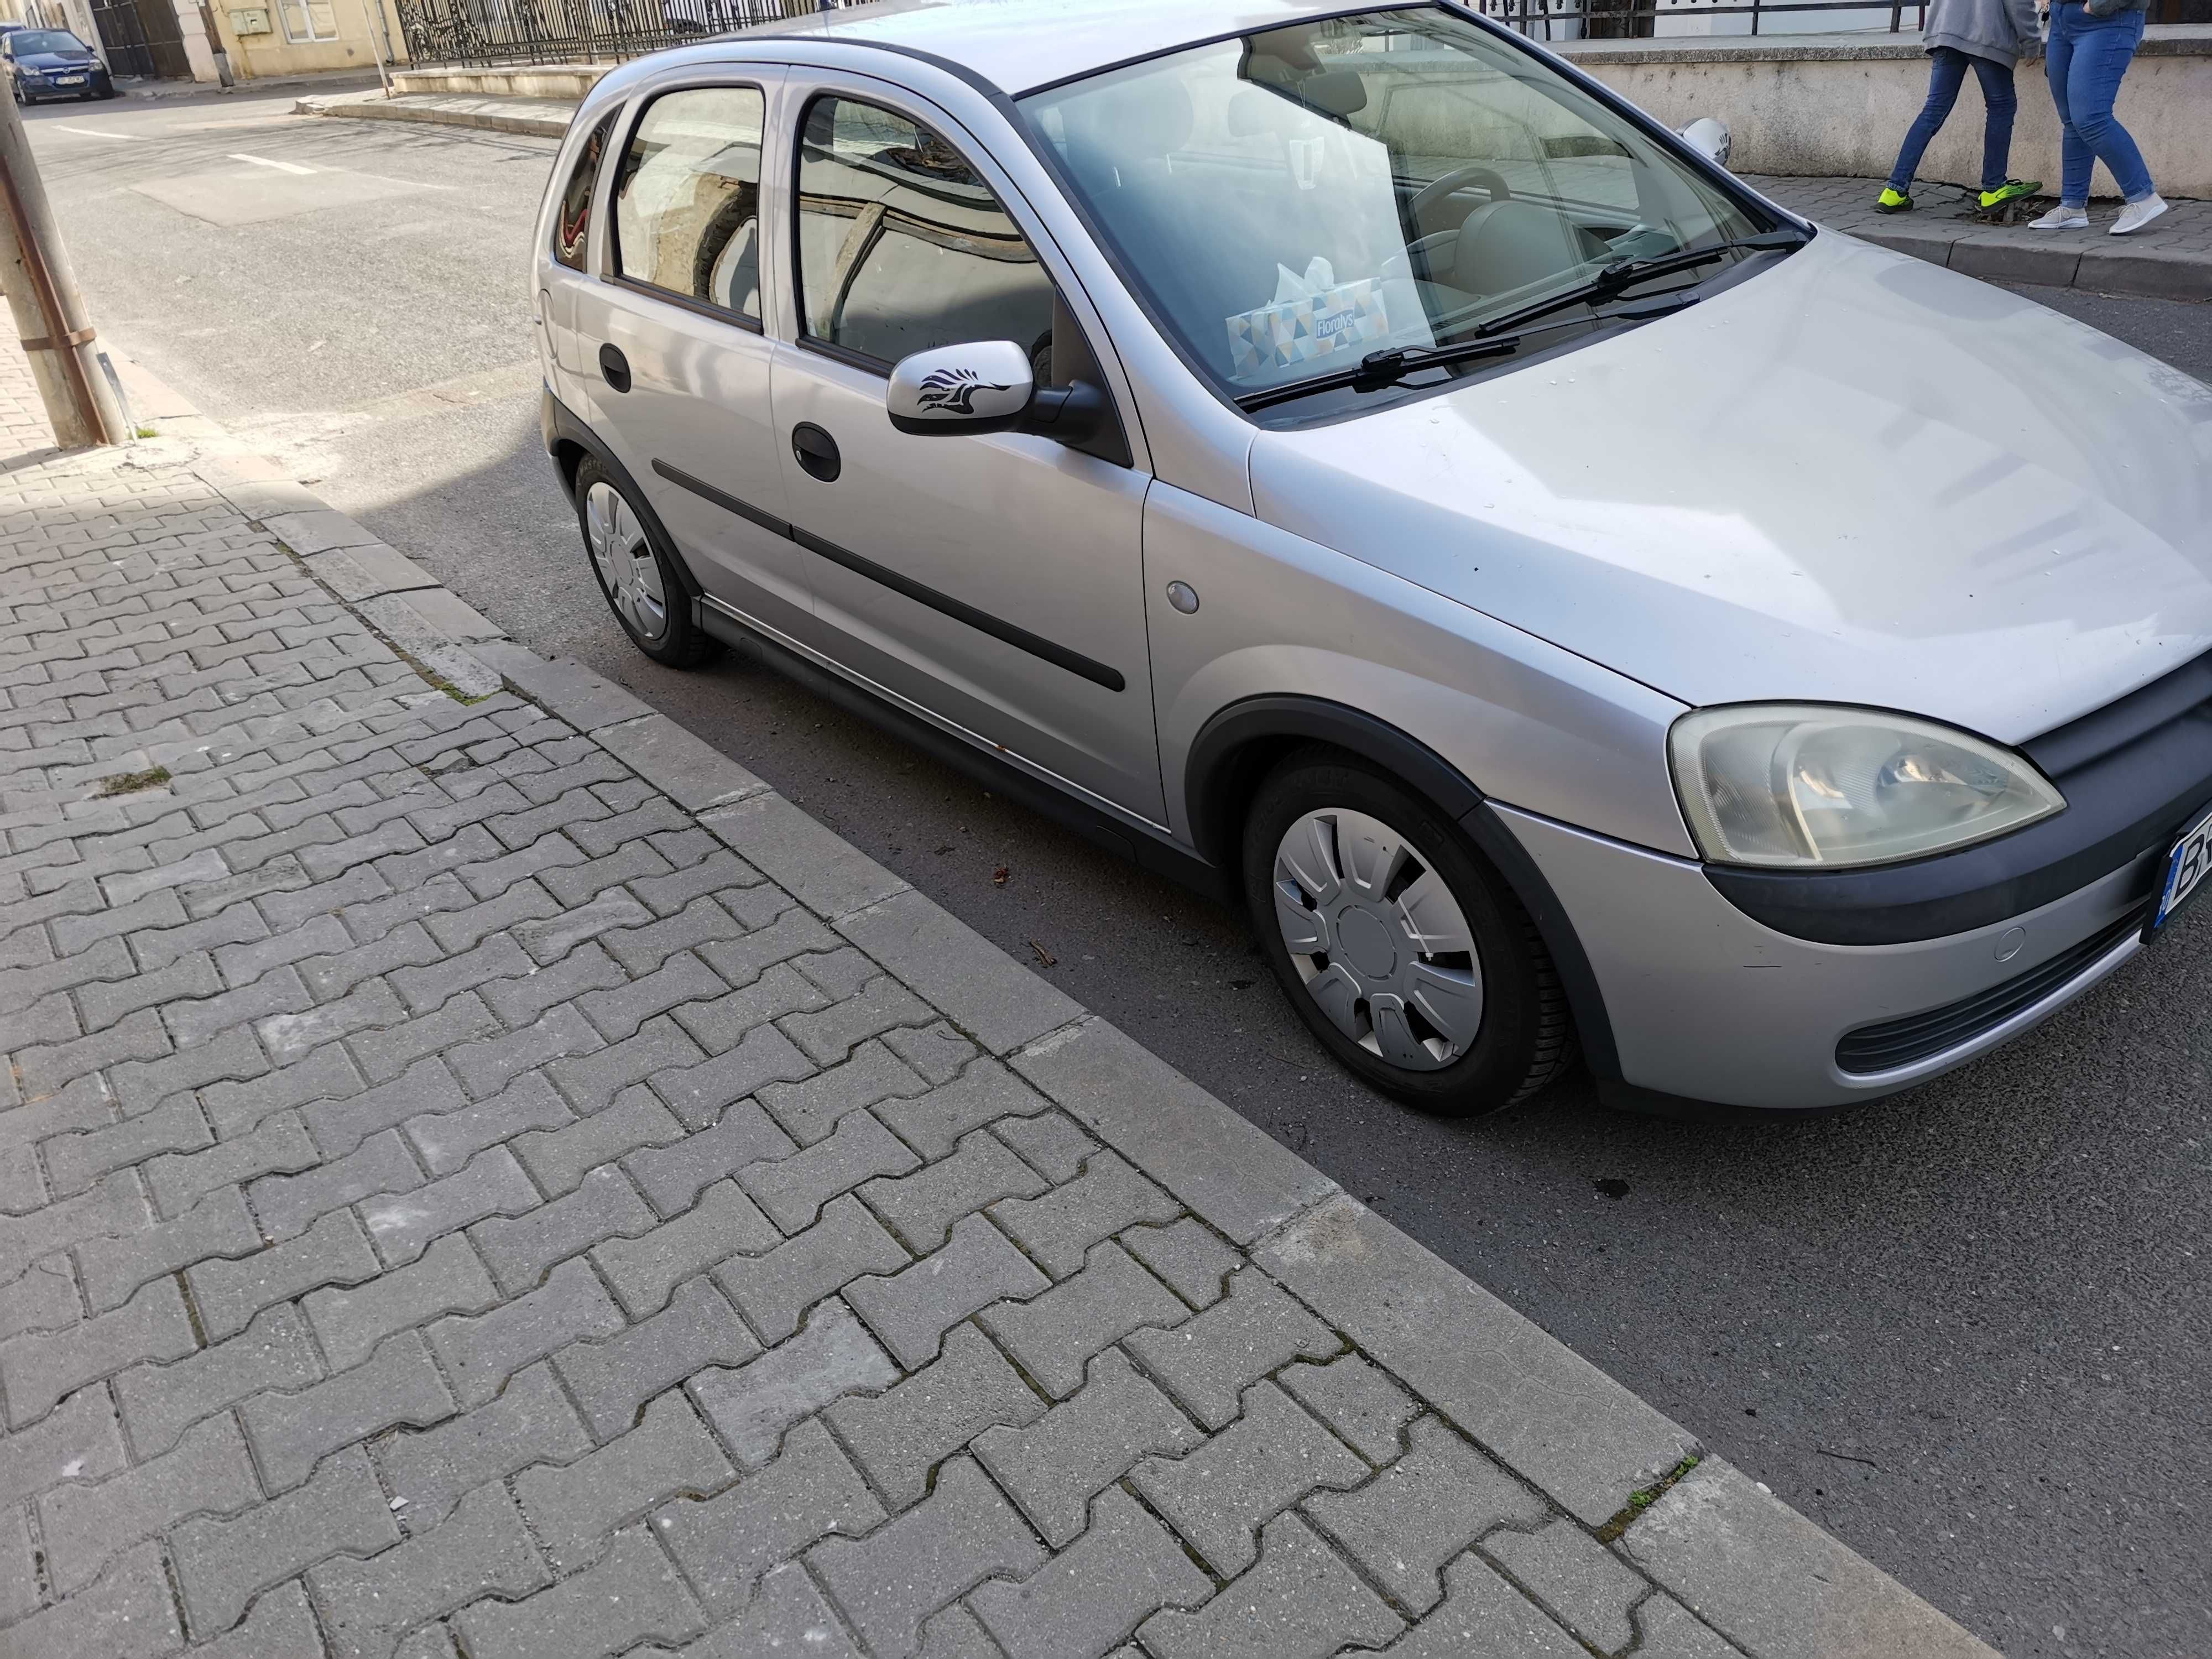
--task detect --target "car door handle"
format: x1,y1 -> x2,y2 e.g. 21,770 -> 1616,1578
598,343 -> 631,394
791,423 -> 841,483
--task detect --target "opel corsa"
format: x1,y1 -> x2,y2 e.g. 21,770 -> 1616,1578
533,0 -> 2212,1116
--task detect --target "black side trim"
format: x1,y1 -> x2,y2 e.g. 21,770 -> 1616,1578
653,459 -> 791,538
1707,652 -> 2212,946
792,527 -> 1126,693
693,599 -> 1220,899
1834,905 -> 2146,1075
543,394 -> 703,603
649,446 -> 1125,694
1182,696 -> 1621,1081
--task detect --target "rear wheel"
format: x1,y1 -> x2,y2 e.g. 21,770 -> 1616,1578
1241,750 -> 1573,1116
573,456 -> 717,669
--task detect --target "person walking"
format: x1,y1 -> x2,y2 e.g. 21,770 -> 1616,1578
2029,0 -> 2166,234
1873,0 -> 2042,216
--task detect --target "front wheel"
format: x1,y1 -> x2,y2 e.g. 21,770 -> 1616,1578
1242,750 -> 1573,1116
572,456 -> 718,669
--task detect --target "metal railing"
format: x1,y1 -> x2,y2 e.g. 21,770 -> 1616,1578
392,0 -> 857,68
1473,0 -> 1927,39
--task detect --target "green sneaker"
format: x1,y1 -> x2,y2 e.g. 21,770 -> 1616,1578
1874,187 -> 1912,213
1978,179 -> 2041,209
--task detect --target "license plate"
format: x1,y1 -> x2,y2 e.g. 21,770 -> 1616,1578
55,75 -> 84,83
2152,803 -> 2212,931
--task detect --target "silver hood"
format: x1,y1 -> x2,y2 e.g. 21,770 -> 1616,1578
1250,232 -> 2212,746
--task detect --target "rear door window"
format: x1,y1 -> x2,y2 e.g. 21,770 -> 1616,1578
613,85 -> 768,322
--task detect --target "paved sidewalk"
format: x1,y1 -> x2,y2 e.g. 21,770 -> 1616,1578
0,334 -> 1999,1659
1750,174 -> 2212,301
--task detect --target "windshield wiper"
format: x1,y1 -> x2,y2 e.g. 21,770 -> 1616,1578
1233,227 -> 1808,414
1235,335 -> 1523,411
1469,227 -> 1809,343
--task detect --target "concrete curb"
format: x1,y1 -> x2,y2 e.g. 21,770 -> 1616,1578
97,346 -> 1998,1657
297,89 -> 573,139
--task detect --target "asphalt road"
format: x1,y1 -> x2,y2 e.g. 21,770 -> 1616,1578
30,88 -> 2212,1659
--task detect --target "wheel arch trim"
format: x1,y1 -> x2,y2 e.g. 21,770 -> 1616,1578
544,390 -> 705,604
1185,695 -> 1622,1081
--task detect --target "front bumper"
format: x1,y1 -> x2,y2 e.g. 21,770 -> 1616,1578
1497,801 -> 2156,1110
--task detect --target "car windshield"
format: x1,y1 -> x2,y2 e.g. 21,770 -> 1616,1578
12,30 -> 87,53
1019,5 -> 1771,409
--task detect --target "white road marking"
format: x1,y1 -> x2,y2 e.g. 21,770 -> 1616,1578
53,125 -> 130,140
227,152 -> 316,175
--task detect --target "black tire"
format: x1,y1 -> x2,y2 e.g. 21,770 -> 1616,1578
1241,748 -> 1574,1117
571,455 -> 719,670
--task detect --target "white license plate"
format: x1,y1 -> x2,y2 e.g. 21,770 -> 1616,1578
55,75 -> 84,83
2153,804 -> 2212,930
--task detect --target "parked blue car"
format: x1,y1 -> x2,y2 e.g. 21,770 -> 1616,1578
4,29 -> 114,103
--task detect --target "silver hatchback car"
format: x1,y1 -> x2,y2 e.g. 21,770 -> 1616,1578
533,0 -> 2212,1117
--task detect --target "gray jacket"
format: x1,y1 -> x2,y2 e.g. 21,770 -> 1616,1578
1923,0 -> 2042,67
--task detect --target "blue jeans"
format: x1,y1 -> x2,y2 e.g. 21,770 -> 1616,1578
2047,2 -> 2154,205
1886,46 -> 2017,194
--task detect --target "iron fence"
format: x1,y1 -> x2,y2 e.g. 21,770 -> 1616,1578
1470,0 -> 1929,38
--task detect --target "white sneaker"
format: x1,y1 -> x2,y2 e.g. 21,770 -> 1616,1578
2029,205 -> 2089,229
2110,194 -> 2168,236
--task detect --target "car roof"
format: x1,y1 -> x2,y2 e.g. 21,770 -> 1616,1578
719,0 -> 1376,96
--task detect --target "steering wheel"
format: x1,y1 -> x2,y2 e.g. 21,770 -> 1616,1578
1407,164 -> 1514,224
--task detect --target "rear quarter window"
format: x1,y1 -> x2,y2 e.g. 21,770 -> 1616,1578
554,112 -> 617,273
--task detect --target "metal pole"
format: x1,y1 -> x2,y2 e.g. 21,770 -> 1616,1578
360,0 -> 391,90
0,86 -> 123,447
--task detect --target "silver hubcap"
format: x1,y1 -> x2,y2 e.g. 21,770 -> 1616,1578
583,480 -> 669,642
1272,807 -> 1484,1071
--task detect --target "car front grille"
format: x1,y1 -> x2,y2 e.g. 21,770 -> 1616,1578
1833,907 -> 2147,1076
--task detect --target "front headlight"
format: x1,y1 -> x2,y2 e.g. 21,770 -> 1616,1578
1669,704 -> 2064,869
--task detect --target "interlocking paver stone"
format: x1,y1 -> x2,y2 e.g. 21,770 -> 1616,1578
1279,1351 -> 1418,1465
173,1444 -> 399,1632
182,1579 -> 326,1659
1483,1517 -> 1647,1654
113,1305 -> 322,1459
713,1191 -> 904,1342
304,1232 -> 500,1370
0,1384 -> 126,1507
514,1082 -> 686,1195
310,1479 -> 549,1659
204,1042 -> 363,1138
1305,1413 -> 1547,1614
241,1329 -> 455,1491
971,1483 -> 1213,1659
481,938 -> 625,1024
741,1104 -> 920,1233
875,1057 -> 1047,1160
143,1110 -> 320,1218
1123,1267 -> 1338,1430
757,1037 -> 926,1145
303,1056 -> 467,1159
457,1522 -> 704,1659
248,1126 -> 421,1240
668,960 -> 826,1053
596,1180 -> 781,1318
0,1259 -> 80,1345
1,1543 -> 182,1659
690,1297 -> 897,1468
1138,1510 -> 1402,1659
1631,1593 -> 1750,1659
781,973 -> 934,1066
403,1068 -> 574,1175
975,1347 -> 1202,1547
516,1388 -> 735,1573
186,1207 -> 380,1341
826,1322 -> 1045,1509
979,1239 -> 1188,1399
378,1361 -> 591,1525
363,1144 -> 539,1265
0,1277 -> 196,1426
75,1185 -> 258,1312
1379,1551 -> 1593,1659
990,1150 -> 1180,1279
993,1110 -> 1099,1184
425,1255 -> 623,1406
471,1161 -> 653,1294
554,1276 -> 760,1441
624,1098 -> 795,1217
844,1211 -> 1049,1370
1121,1217 -> 1241,1311
445,1003 -> 602,1099
650,1021 -> 815,1133
680,1559 -> 860,1659
809,1453 -> 1047,1659
37,1410 -> 260,1593
860,1126 -> 1046,1251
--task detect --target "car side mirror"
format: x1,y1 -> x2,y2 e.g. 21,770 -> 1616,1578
1678,116 -> 1732,169
887,340 -> 1105,445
